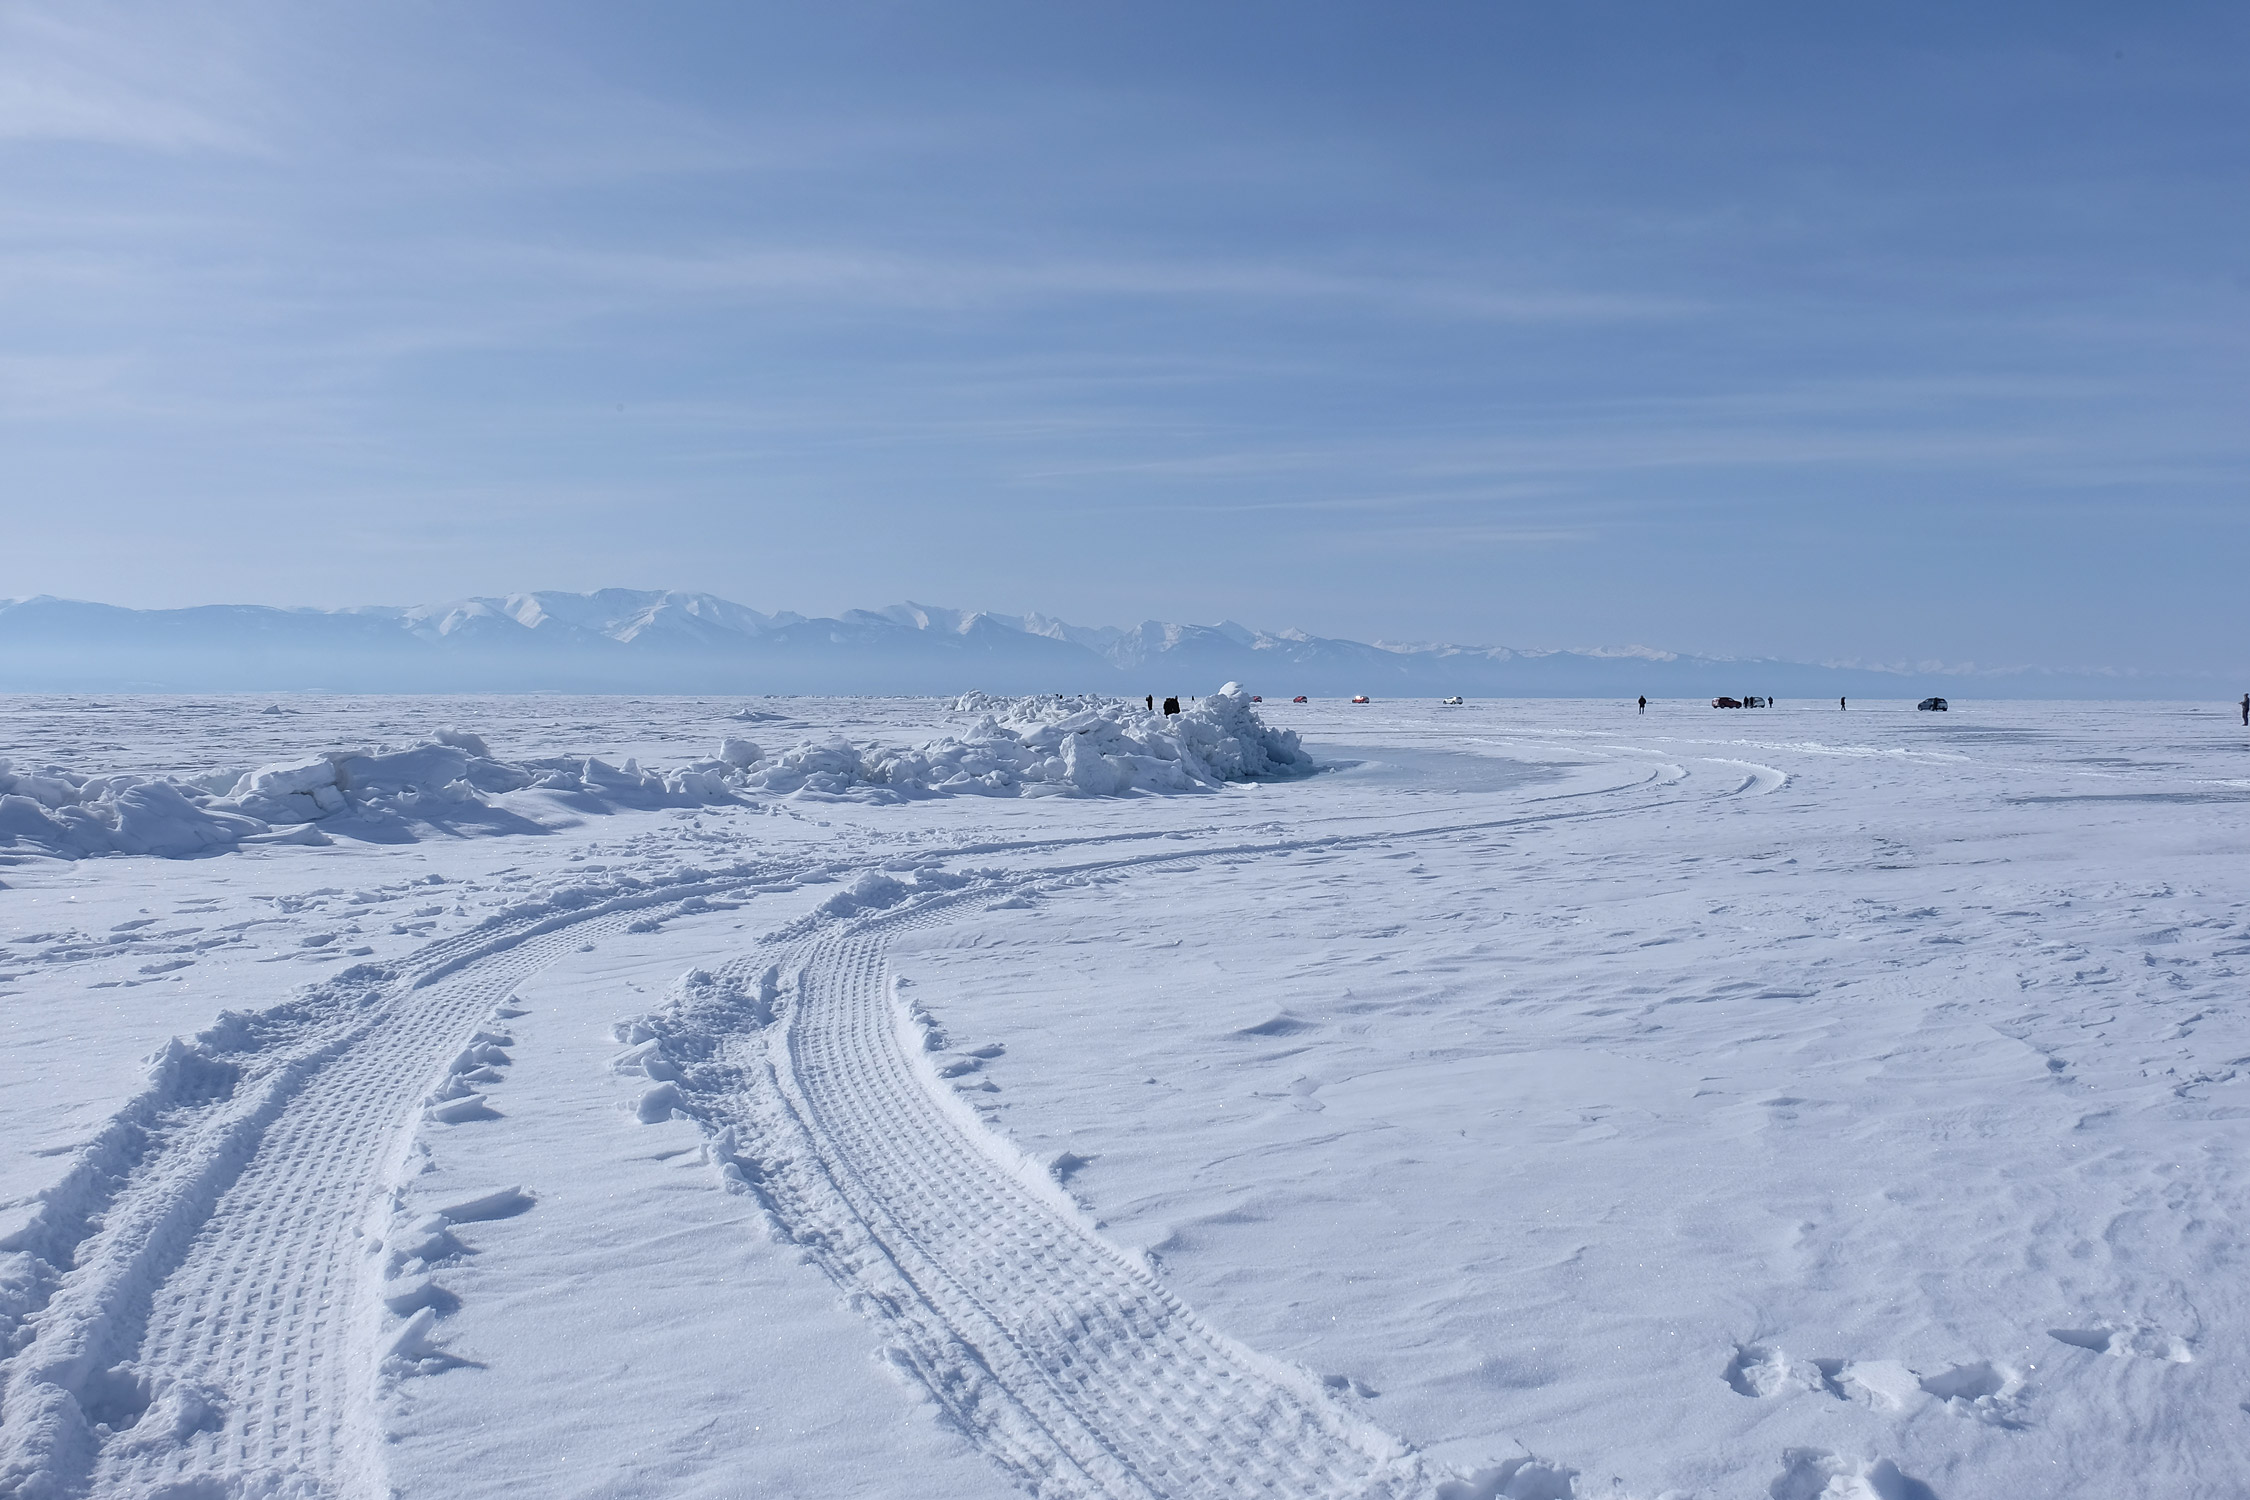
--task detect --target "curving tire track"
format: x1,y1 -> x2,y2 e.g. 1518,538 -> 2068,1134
2,765 -> 1687,1499
0,867 -> 801,1500
633,792 -> 1716,1498
656,881 -> 1433,1500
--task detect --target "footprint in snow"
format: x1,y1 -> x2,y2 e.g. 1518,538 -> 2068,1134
2049,1321 -> 2193,1362
1723,1342 -> 1793,1398
1792,1351 -> 2033,1428
1768,1449 -> 1935,1500
1918,1360 -> 2029,1427
1320,1372 -> 1379,1399
1433,1456 -> 1578,1500
70,1366 -> 224,1451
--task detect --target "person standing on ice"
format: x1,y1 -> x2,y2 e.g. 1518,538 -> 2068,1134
1840,696 -> 1847,710
1163,696 -> 1180,716
1637,695 -> 1646,714
2240,693 -> 2248,725
1145,694 -> 1154,712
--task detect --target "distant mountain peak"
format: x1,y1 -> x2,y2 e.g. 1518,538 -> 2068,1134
0,588 -> 2189,697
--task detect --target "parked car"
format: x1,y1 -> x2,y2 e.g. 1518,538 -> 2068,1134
1712,697 -> 1743,709
1291,695 -> 1308,703
1917,697 -> 1948,711
1250,695 -> 1262,702
1351,695 -> 1371,705
1441,695 -> 1464,706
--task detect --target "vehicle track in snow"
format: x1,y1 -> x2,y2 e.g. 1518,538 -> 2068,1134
1,763 -> 1691,1499
650,855 -> 1459,1499
0,862 -> 816,1500
632,789 -> 1751,1498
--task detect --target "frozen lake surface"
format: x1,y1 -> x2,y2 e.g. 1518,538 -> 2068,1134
3,695 -> 2247,1499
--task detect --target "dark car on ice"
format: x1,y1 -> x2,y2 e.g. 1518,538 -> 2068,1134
1917,697 -> 1948,711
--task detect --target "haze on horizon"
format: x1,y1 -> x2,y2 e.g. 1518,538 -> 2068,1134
2,2 -> 2244,678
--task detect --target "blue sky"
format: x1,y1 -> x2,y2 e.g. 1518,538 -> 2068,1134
2,2 -> 2244,675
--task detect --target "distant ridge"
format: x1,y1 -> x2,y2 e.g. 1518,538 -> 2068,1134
0,591 -> 2206,698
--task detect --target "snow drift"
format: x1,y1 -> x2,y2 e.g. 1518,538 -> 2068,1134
0,685 -> 1308,860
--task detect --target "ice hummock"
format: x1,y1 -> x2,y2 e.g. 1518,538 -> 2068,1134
0,684 -> 1308,860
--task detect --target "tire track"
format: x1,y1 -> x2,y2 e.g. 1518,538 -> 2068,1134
0,831 -> 1340,1500
616,786 -> 1714,1497
80,934 -> 583,1499
642,869 -> 1435,1500
5,762 -> 1686,1499
0,864 -> 809,1500
791,926 -> 1421,1498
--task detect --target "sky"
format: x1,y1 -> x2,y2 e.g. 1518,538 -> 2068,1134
1,2 -> 2244,676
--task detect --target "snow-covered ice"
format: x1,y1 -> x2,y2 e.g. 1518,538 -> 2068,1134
0,686 -> 1303,861
2,693 -> 2247,1498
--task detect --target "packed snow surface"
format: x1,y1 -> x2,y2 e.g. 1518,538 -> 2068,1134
1,694 -> 2247,1498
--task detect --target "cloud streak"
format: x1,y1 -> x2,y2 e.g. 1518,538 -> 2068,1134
0,3 -> 2243,676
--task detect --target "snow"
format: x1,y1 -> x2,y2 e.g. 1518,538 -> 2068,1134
2,694 -> 2248,1498
0,687 -> 1306,862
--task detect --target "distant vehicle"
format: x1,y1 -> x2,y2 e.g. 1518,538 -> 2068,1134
1712,697 -> 1743,709
1917,697 -> 1949,711
1250,695 -> 1262,702
1291,695 -> 1308,703
1351,695 -> 1371,705
1441,696 -> 1464,706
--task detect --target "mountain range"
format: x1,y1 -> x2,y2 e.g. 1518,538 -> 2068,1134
0,590 -> 2202,698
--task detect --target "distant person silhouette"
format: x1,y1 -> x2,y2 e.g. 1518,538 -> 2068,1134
1840,697 -> 1847,711
2241,693 -> 2248,726
1145,694 -> 1153,712
1163,696 -> 1180,716
1637,695 -> 1646,714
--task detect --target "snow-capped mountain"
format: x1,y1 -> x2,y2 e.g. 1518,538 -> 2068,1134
0,590 -> 2191,697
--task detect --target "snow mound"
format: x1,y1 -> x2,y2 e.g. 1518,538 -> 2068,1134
950,690 -> 1116,717
226,744 -> 537,824
0,737 -> 729,862
0,756 -> 267,859
806,681 -> 1308,799
0,687 -> 1307,860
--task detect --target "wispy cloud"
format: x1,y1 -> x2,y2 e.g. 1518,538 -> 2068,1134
419,239 -> 1701,327
0,4 -> 2239,673
0,3 -> 270,152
